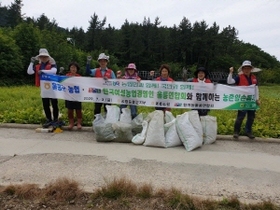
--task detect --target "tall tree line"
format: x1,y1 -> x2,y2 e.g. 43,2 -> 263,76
0,0 -> 279,85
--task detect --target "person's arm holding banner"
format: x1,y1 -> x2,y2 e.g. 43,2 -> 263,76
227,67 -> 236,84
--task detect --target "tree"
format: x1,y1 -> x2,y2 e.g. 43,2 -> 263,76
0,28 -> 23,85
12,22 -> 41,70
86,13 -> 106,51
6,0 -> 23,28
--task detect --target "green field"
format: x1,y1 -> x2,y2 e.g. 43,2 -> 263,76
0,85 -> 280,138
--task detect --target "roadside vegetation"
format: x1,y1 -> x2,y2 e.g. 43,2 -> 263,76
0,177 -> 279,209
0,85 -> 280,138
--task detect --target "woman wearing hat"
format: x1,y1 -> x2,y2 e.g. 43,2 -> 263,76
227,60 -> 261,139
189,67 -> 212,116
155,64 -> 174,112
27,48 -> 60,128
119,63 -> 141,119
86,53 -> 116,117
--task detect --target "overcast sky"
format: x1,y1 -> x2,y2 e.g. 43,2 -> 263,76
1,0 -> 280,61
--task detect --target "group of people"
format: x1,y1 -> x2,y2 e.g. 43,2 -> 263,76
27,48 -> 260,139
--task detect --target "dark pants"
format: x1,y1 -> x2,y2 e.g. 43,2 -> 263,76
234,110 -> 256,133
42,98 -> 59,121
94,103 -> 111,116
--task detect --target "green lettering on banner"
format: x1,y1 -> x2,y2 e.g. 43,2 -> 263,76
175,92 -> 180,100
169,92 -> 174,99
157,91 -> 162,99
137,90 -> 142,98
132,90 -> 136,97
148,91 -> 154,98
103,88 -> 108,95
181,92 -> 187,100
126,90 -> 131,97
115,89 -> 120,96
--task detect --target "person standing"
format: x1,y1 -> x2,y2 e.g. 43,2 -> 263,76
27,48 -> 59,128
189,67 -> 212,116
155,64 -> 174,112
119,63 -> 141,119
147,70 -> 156,80
86,53 -> 116,116
65,62 -> 83,130
227,60 -> 261,139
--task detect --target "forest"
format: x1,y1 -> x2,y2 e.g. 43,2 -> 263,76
1,0 -> 280,86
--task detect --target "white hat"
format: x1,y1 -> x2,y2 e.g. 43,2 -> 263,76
241,60 -> 253,68
36,48 -> 50,57
238,60 -> 254,73
97,53 -> 109,61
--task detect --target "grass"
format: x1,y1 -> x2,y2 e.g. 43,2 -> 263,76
0,177 -> 279,209
0,85 -> 280,138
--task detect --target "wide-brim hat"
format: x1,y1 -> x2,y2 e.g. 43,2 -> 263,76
194,67 -> 208,77
36,48 -> 50,57
125,63 -> 137,71
237,60 -> 257,74
98,53 -> 109,61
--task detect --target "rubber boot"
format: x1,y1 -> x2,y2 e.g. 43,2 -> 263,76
76,109 -> 82,130
233,119 -> 242,139
68,109 -> 74,130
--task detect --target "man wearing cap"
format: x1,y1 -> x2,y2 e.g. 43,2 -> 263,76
86,53 -> 116,116
227,60 -> 261,139
27,48 -> 59,128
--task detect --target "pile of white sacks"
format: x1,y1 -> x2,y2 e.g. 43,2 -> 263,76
93,105 -> 217,151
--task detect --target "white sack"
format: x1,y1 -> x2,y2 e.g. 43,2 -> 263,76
175,112 -> 202,151
164,111 -> 175,123
144,110 -> 165,147
132,120 -> 149,145
131,113 -> 144,135
95,123 -> 115,142
164,119 -> 182,147
112,122 -> 133,143
104,105 -> 120,124
188,110 -> 203,143
120,108 -> 132,124
200,115 -> 217,144
92,114 -> 105,132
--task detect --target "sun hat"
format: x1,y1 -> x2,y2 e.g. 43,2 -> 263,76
97,53 -> 109,61
194,67 -> 208,77
36,48 -> 50,57
238,60 -> 255,74
125,63 -> 137,71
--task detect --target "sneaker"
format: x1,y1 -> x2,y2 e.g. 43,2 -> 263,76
233,132 -> 239,139
42,120 -> 52,128
246,132 -> 255,139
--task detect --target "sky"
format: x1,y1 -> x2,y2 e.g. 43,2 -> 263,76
1,0 -> 280,61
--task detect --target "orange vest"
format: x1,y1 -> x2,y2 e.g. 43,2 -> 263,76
238,74 -> 257,86
66,73 -> 81,77
155,77 -> 173,81
192,78 -> 212,83
95,68 -> 113,78
35,63 -> 52,87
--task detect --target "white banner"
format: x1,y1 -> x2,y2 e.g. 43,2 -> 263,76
40,74 -> 259,110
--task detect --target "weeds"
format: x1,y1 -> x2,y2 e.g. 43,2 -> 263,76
0,177 -> 279,209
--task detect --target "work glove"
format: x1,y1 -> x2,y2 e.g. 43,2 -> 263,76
30,57 -> 36,63
59,67 -> 64,75
87,56 -> 92,64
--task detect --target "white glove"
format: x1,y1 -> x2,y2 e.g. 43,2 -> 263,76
87,56 -> 92,61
